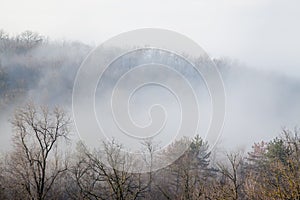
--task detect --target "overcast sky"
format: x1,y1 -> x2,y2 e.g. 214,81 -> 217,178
0,0 -> 299,77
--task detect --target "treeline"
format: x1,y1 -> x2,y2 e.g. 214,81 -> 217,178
0,104 -> 299,200
0,30 -> 90,108
0,30 -> 46,54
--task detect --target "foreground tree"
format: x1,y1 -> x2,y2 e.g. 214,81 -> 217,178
154,135 -> 212,200
245,129 -> 300,199
69,140 -> 148,200
4,103 -> 71,200
214,151 -> 246,200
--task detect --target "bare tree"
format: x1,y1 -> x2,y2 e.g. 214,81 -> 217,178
216,151 -> 245,200
4,103 -> 71,200
0,30 -> 9,53
70,140 -> 148,200
16,31 -> 45,50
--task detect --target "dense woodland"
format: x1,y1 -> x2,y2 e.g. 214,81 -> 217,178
0,30 -> 300,199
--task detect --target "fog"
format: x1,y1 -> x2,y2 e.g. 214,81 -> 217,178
1,0 -> 300,78
1,34 -> 299,153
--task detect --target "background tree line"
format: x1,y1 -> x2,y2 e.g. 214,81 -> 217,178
0,30 -> 90,109
0,103 -> 299,200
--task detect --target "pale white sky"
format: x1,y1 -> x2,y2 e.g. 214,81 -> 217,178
0,0 -> 299,77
